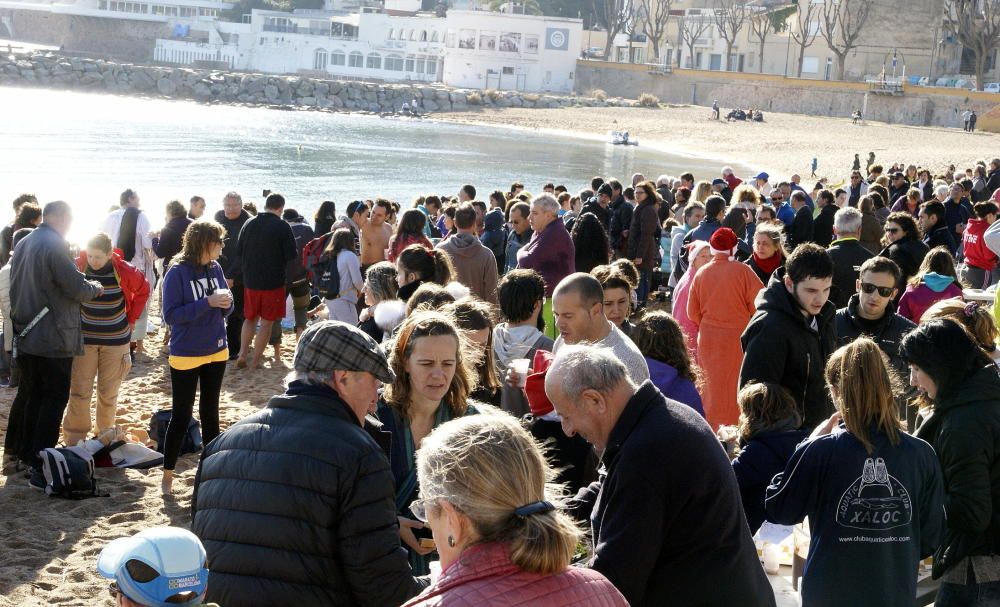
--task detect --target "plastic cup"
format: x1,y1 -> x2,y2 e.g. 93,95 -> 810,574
763,543 -> 781,575
510,358 -> 530,388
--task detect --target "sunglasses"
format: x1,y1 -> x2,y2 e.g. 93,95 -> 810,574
860,282 -> 894,297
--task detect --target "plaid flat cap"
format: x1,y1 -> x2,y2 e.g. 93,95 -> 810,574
294,321 -> 395,383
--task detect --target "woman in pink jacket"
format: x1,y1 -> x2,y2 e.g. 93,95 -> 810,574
401,414 -> 627,607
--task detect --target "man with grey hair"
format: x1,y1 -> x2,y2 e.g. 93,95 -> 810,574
9,201 -> 103,471
517,194 -> 575,336
192,320 -> 423,606
551,273 -> 648,384
546,345 -> 775,607
828,205 -> 874,308
214,191 -> 251,358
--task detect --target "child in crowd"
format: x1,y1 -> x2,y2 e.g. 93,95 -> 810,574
630,310 -> 704,417
898,246 -> 964,323
720,382 -> 807,535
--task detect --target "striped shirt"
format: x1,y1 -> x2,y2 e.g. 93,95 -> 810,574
81,262 -> 130,346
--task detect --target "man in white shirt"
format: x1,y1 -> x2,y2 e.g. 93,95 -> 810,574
100,188 -> 155,356
551,272 -> 649,385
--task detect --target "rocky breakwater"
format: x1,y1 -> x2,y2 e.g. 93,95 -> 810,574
0,51 -> 640,113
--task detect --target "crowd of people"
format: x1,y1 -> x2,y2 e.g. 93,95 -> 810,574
2,153 -> 1000,607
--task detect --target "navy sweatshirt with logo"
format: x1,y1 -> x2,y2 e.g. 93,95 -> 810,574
162,260 -> 233,357
764,425 -> 945,607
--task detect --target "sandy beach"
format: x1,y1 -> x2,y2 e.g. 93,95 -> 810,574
436,104 -> 999,182
0,313 -> 298,607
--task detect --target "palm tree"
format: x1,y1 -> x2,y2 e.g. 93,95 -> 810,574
487,0 -> 542,15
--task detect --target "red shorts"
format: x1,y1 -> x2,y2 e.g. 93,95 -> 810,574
244,287 -> 286,321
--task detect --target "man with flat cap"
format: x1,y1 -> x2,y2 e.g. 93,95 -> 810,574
192,320 -> 423,607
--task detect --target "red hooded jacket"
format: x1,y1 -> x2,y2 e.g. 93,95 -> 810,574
75,249 -> 151,326
962,217 -> 998,271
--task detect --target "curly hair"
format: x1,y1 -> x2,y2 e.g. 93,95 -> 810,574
175,221 -> 225,267
383,309 -> 478,420
630,310 -> 703,389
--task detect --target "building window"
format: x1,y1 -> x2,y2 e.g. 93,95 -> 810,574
331,50 -> 345,66
366,52 -> 381,69
405,56 -> 415,71
416,57 -> 426,73
420,30 -> 427,41
387,28 -> 395,40
500,32 -> 520,53
426,59 -> 436,75
525,35 -> 538,54
180,6 -> 195,16
479,31 -> 497,51
349,51 -> 364,68
502,66 -> 514,75
385,54 -> 404,71
314,48 -> 328,70
445,30 -> 455,47
431,31 -> 440,43
409,29 -> 417,41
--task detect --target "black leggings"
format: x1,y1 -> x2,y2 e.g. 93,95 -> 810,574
164,361 -> 226,470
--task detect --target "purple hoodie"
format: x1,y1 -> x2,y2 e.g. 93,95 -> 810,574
646,356 -> 704,417
162,260 -> 233,357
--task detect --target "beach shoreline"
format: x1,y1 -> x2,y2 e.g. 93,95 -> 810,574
434,105 -> 999,181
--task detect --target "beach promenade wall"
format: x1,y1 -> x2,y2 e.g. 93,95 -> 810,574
576,60 -> 1000,133
0,8 -> 165,62
0,50 -> 639,113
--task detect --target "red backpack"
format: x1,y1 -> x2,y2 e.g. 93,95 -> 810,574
301,232 -> 333,288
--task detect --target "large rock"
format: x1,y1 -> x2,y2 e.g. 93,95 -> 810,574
157,77 -> 176,95
193,82 -> 212,100
264,84 -> 279,100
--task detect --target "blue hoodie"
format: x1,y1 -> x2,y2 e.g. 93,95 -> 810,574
645,356 -> 704,417
162,260 -> 233,357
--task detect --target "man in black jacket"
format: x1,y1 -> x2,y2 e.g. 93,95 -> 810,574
580,183 -> 612,232
215,192 -> 250,359
827,207 -> 874,308
888,171 -> 910,207
986,158 -> 1000,196
834,257 -> 917,425
235,193 -> 297,369
608,179 -> 632,257
548,345 -> 775,607
741,244 -> 837,428
812,189 -> 839,248
192,321 -> 423,607
785,190 -> 814,251
919,201 -> 959,255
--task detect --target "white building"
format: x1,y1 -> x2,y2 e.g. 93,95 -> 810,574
442,10 -> 579,92
152,1 -> 581,92
0,0 -> 231,22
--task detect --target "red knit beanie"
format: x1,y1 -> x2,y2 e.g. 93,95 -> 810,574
709,227 -> 739,260
525,350 -> 555,417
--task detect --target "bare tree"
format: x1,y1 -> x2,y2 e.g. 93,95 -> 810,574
713,0 -> 748,72
944,0 -> 1000,91
638,0 -> 674,62
790,0 -> 820,77
679,14 -> 713,69
594,0 -> 633,61
747,7 -> 773,73
819,0 -> 872,80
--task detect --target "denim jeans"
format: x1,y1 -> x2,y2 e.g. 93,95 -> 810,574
936,579 -> 1000,606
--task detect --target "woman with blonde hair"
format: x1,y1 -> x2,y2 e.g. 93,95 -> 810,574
693,180 -> 713,203
731,183 -> 761,211
923,298 -> 1000,366
766,338 -> 944,607
377,309 -> 482,574
401,414 -> 627,607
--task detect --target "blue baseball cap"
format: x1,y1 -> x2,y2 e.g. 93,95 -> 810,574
753,172 -> 769,181
98,527 -> 208,607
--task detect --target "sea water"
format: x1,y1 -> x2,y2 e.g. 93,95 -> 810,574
0,86 -> 740,244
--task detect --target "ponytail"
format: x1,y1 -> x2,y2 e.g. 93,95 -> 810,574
429,249 -> 454,285
507,508 -> 580,575
399,244 -> 455,286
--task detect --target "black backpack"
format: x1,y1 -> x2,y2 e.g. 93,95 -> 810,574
317,253 -> 341,300
149,409 -> 203,455
37,446 -> 105,499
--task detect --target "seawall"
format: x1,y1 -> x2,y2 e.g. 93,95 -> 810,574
0,50 -> 638,113
576,60 -> 1000,132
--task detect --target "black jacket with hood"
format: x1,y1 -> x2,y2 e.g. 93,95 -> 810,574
879,237 -> 929,284
740,269 -> 838,428
915,365 -> 1000,579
